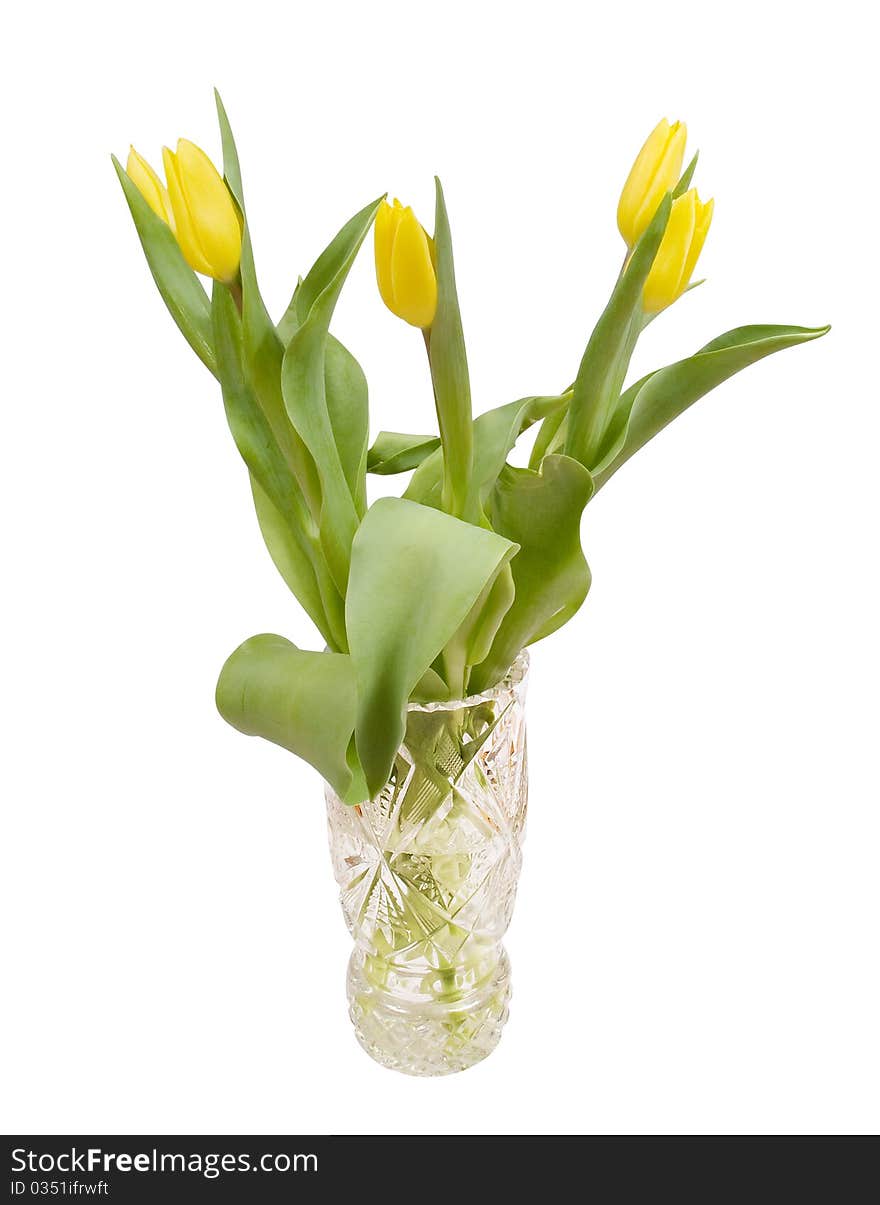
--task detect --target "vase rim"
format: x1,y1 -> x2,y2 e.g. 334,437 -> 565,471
407,649 -> 529,714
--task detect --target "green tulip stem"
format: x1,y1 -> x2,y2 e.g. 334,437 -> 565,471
228,276 -> 243,315
424,325 -> 464,520
528,391 -> 572,470
578,310 -> 642,467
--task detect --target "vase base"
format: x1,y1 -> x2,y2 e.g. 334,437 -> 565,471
347,947 -> 512,1076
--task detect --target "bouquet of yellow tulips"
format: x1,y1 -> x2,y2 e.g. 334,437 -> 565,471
114,98 -> 827,805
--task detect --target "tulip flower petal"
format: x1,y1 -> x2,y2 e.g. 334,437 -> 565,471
162,146 -> 214,277
681,197 -> 714,291
389,208 -> 438,328
630,121 -> 687,245
126,147 -> 174,227
174,139 -> 242,283
642,189 -> 697,314
374,199 -> 399,312
375,197 -> 438,327
617,119 -> 687,248
617,119 -> 670,242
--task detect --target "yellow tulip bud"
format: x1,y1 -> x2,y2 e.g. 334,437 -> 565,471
374,198 -> 437,328
161,140 -> 242,283
642,189 -> 714,314
617,118 -> 687,249
126,147 -> 175,228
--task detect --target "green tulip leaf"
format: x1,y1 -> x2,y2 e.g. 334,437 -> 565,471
528,403 -> 569,470
465,394 -> 567,517
565,193 -> 672,469
412,666 -> 456,703
249,479 -> 345,652
281,197 -> 384,593
276,277 -> 304,346
346,497 -> 518,796
276,245 -> 372,516
214,88 -> 245,204
443,561 -> 516,697
471,454 -> 593,692
324,335 -> 370,517
426,178 -> 474,517
211,283 -> 345,650
112,155 -> 216,375
216,635 -> 367,802
406,394 -> 567,516
214,92 -> 322,516
367,431 -> 442,475
211,284 -> 293,517
217,102 -> 372,530
294,200 -> 383,323
248,479 -> 328,641
592,323 -> 831,490
673,152 -> 699,198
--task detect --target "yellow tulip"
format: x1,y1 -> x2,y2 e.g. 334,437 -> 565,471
126,140 -> 241,283
374,198 -> 437,328
642,189 -> 714,314
617,118 -> 687,249
162,140 -> 242,282
126,147 -> 174,227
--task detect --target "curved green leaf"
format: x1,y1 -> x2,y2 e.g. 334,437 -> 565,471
277,241 -> 372,516
346,497 -> 518,796
444,561 -> 516,697
216,634 -> 367,802
296,202 -> 384,324
466,394 -> 567,517
214,88 -> 245,204
276,277 -> 304,346
426,178 -> 473,517
406,393 -> 566,516
281,197 -> 383,593
211,284 -> 293,517
325,335 -> 369,517
673,151 -> 699,198
214,92 -> 323,517
471,454 -> 593,692
528,401 -> 569,470
565,193 -> 672,468
112,155 -> 216,375
367,431 -> 441,475
592,323 -> 831,490
249,479 -> 345,652
211,284 -> 345,650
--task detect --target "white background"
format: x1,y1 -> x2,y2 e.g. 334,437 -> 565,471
2,0 -> 877,1135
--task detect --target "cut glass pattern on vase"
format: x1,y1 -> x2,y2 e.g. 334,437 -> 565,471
325,652 -> 529,1076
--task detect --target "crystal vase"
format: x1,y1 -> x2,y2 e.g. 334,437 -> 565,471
325,652 -> 529,1076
